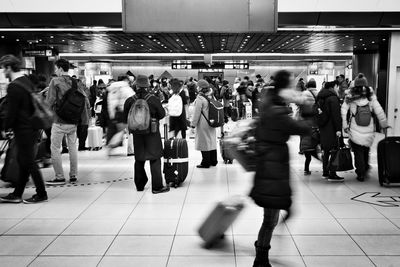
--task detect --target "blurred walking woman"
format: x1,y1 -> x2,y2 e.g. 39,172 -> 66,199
250,70 -> 310,267
191,79 -> 217,168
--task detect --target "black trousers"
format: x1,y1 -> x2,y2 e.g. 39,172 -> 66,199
44,128 -> 52,155
223,106 -> 232,123
257,208 -> 280,248
13,130 -> 46,198
322,150 -> 337,176
200,150 -> 218,167
174,129 -> 186,139
134,158 -> 163,191
350,141 -> 370,177
77,124 -> 88,149
304,150 -> 319,172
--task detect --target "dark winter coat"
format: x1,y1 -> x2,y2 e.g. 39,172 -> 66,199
123,89 -> 166,161
299,88 -> 319,153
169,90 -> 188,132
250,93 -> 310,210
317,88 -> 342,151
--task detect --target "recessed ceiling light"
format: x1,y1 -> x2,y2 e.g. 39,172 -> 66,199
247,35 -> 250,38
72,42 -> 75,45
148,35 -> 152,38
364,48 -> 367,50
121,44 -> 124,46
337,38 -> 340,41
290,39 -> 294,41
362,43 -> 365,46
50,36 -> 54,38
127,47 -> 129,49
170,50 -> 173,52
29,42 -> 32,44
267,39 -> 271,42
1,36 -> 4,39
360,38 -> 363,41
296,35 -> 300,38
50,46 -> 53,49
271,50 -> 274,52
342,44 -> 345,46
176,38 -> 180,41
114,42 -> 118,44
149,48 -> 152,50
141,44 -> 144,47
372,41 -> 375,43
354,46 -> 357,48
345,35 -> 349,38
16,39 -> 19,41
39,39 -> 42,42
81,44 -> 84,46
157,42 -> 160,44
62,40 -> 65,42
108,39 -> 111,41
383,38 -> 386,41
286,41 -> 289,44
261,44 -> 265,46
197,35 -> 201,38
130,39 -> 134,41
181,44 -> 184,46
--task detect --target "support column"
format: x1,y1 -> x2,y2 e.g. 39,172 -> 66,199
352,52 -> 379,89
387,32 -> 400,136
34,57 -> 55,81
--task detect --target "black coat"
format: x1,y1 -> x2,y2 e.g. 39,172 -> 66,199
317,88 -> 342,151
169,90 -> 188,132
123,89 -> 166,161
250,94 -> 310,210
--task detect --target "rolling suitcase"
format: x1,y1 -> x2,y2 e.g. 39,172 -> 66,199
198,197 -> 245,248
220,125 -> 233,164
163,124 -> 189,188
377,134 -> 400,186
230,100 -> 239,122
86,126 -> 103,150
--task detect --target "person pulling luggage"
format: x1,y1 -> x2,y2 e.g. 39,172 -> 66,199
123,75 -> 169,194
341,73 -> 388,181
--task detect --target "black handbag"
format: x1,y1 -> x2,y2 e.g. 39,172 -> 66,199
329,138 -> 353,172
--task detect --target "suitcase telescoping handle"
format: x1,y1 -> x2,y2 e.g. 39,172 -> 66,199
164,123 -> 168,140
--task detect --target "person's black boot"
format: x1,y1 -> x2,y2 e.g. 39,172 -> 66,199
253,241 -> 272,267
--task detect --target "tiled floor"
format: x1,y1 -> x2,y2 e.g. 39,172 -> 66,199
0,135 -> 400,267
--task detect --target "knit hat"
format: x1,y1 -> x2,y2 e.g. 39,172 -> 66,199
354,73 -> 368,87
197,79 -> 209,89
136,74 -> 150,88
222,80 -> 229,86
170,78 -> 183,91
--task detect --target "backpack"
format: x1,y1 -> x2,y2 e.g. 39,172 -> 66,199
300,90 -> 319,118
14,81 -> 54,130
127,94 -> 152,133
55,78 -> 85,124
188,83 -> 197,103
223,86 -> 233,100
201,95 -> 224,128
168,93 -> 183,117
353,103 -> 372,127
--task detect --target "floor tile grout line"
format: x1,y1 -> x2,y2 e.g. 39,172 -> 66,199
294,167 -> 378,267
165,163 -> 196,267
95,187 -> 150,266
26,180 -> 117,267
0,187 -> 69,238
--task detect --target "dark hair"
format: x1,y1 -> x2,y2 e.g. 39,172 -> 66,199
222,80 -> 229,86
93,80 -> 97,85
306,79 -> 316,88
72,75 -> 77,79
247,80 -> 254,86
273,70 -> 291,90
324,80 -> 339,90
0,54 -> 22,72
118,75 -> 128,81
55,59 -> 70,72
189,77 -> 193,82
256,74 -> 262,79
339,74 -> 345,79
299,78 -> 304,81
244,76 -> 249,81
351,86 -> 373,100
98,79 -> 105,85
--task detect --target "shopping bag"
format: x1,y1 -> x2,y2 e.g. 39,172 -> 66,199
329,145 -> 353,172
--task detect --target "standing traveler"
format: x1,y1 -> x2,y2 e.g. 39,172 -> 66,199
123,75 -> 169,194
76,78 -> 91,151
220,80 -> 232,122
168,78 -> 188,139
105,76 -> 135,152
299,79 -> 320,175
296,77 -> 306,92
191,79 -> 218,168
0,55 -> 48,203
341,74 -> 388,181
187,77 -> 198,104
317,81 -> 344,182
160,78 -> 171,103
250,70 -> 310,267
337,74 -> 348,102
89,80 -> 97,114
233,77 -> 241,99
46,59 -> 86,185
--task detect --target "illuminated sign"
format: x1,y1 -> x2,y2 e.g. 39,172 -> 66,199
23,49 -> 56,57
171,62 -> 249,70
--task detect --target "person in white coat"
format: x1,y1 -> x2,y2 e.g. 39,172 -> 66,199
106,76 -> 135,152
191,79 -> 217,168
341,74 -> 388,182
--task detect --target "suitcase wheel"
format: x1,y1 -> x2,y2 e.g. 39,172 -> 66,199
224,160 -> 228,164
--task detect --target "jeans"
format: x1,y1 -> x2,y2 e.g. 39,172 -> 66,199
350,141 -> 370,177
200,150 -> 218,167
257,208 -> 280,248
134,158 -> 163,191
77,124 -> 88,149
13,130 -> 47,198
51,123 -> 78,179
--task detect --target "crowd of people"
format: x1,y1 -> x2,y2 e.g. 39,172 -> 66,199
0,54 -> 390,267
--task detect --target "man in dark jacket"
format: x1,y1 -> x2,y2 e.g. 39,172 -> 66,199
123,75 -> 169,194
317,81 -> 344,182
0,55 -> 48,204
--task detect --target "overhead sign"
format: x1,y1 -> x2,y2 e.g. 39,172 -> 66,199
123,0 -> 277,33
352,192 -> 400,207
172,62 -> 249,70
23,49 -> 56,57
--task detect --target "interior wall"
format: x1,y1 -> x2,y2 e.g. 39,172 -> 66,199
387,32 -> 400,136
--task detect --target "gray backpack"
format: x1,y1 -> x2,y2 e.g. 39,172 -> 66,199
127,94 -> 152,134
354,103 -> 372,127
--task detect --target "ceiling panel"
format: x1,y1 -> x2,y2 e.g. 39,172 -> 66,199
0,31 -> 388,55
318,12 -> 382,27
7,13 -> 72,27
